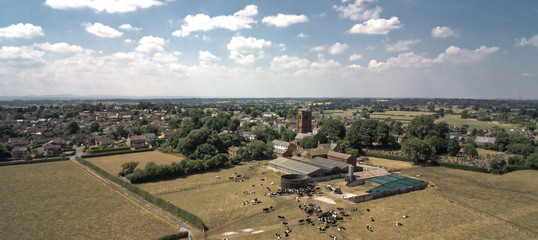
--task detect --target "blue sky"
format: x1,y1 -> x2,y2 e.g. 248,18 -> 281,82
0,0 -> 537,99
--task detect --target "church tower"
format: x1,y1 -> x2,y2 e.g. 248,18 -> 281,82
296,109 -> 312,133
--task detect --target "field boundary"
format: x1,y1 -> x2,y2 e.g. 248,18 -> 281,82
0,157 -> 69,167
154,179 -> 235,196
425,189 -> 537,237
73,157 -> 205,238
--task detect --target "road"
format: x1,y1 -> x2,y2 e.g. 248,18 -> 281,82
70,147 -> 203,239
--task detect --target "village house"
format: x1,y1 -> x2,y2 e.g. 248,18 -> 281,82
272,140 -> 297,158
12,146 -> 28,159
126,135 -> 146,147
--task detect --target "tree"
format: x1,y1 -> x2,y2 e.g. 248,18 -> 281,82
176,128 -> 211,155
0,144 -> 12,161
494,130 -> 509,151
90,121 -> 100,132
313,132 -> 328,145
525,153 -> 538,169
428,136 -> 448,155
375,122 -> 390,147
246,140 -> 271,160
64,121 -> 80,135
461,110 -> 470,119
119,162 -> 139,177
318,119 -> 346,140
228,118 -> 240,131
462,144 -> 478,157
300,136 -> 316,149
407,115 -> 435,139
401,137 -> 434,164
0,124 -> 21,142
280,129 -> 297,142
447,138 -> 461,156
191,143 -> 217,160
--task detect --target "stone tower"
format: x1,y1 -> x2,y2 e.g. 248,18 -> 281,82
296,109 -> 312,133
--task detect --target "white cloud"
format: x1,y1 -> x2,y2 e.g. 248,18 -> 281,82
136,36 -> 167,53
431,26 -> 456,38
45,0 -> 163,13
385,39 -> 420,52
349,54 -> 362,61
119,24 -> 141,31
310,45 -> 326,52
369,45 -> 499,71
226,35 -> 271,64
329,42 -> 348,55
0,46 -> 44,61
198,50 -> 220,62
262,14 -> 309,27
84,23 -> 123,38
517,34 -> 538,48
172,5 -> 258,37
348,17 -> 401,35
333,0 -> 381,21
271,55 -> 310,70
0,23 -> 44,38
296,33 -> 308,38
35,42 -> 85,53
124,39 -> 133,43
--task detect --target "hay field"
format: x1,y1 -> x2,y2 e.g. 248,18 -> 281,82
0,161 -> 178,239
88,151 -> 185,177
436,114 -> 520,130
370,111 -> 435,122
365,157 -> 415,170
476,148 -> 505,157
401,167 -> 538,232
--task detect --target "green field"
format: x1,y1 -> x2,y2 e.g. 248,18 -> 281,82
0,161 -> 178,239
436,114 -> 521,130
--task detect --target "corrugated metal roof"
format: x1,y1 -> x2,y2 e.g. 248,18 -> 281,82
268,157 -> 325,176
291,156 -> 350,172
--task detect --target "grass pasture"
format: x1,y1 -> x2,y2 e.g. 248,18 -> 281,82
0,161 -> 178,239
365,157 -> 416,171
370,111 -> 435,122
401,167 -> 538,233
88,151 -> 186,177
436,114 -> 520,130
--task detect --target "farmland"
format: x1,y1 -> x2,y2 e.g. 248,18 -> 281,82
436,114 -> 521,130
88,151 -> 186,178
0,161 -> 178,239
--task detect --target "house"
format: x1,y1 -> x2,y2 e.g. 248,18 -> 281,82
318,142 -> 340,152
228,146 -> 246,158
160,131 -> 175,139
42,143 -> 63,155
294,132 -> 313,145
12,146 -> 28,159
92,136 -> 114,147
475,136 -> 496,145
7,137 -> 28,147
327,151 -> 356,166
144,133 -> 156,143
126,135 -> 146,147
272,140 -> 297,158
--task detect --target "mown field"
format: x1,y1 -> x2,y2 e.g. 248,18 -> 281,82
436,114 -> 521,130
88,151 -> 186,178
401,167 -> 538,233
0,161 -> 178,239
365,157 -> 415,170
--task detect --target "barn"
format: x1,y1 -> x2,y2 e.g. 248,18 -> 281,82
268,157 -> 329,179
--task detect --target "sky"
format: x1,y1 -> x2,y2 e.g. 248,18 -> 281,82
0,0 -> 537,99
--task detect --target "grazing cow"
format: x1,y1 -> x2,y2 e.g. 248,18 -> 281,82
215,176 -> 220,179
366,208 -> 370,212
281,221 -> 288,226
330,235 -> 337,240
271,182 -> 274,185
267,187 -> 272,191
284,232 -> 289,237
396,222 -> 403,226
366,225 -> 372,231
263,208 -> 270,213
278,215 -> 286,220
369,217 -> 374,222
337,227 -> 346,231
403,215 -> 409,219
286,227 -> 291,233
298,219 -> 305,223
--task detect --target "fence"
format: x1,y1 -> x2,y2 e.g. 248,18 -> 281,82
425,189 -> 537,237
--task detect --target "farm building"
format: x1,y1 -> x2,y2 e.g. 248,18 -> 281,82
268,157 -> 329,179
291,156 -> 351,174
271,140 -> 297,158
347,175 -> 428,203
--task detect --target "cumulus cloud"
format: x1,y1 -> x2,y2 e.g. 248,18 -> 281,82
198,50 -> 220,62
45,0 -> 163,13
517,34 -> 538,48
296,33 -> 308,38
349,54 -> 362,61
333,0 -> 381,21
270,55 -> 310,70
0,46 -> 44,61
310,45 -> 326,52
172,5 -> 258,37
35,42 -> 85,53
0,23 -> 44,38
226,35 -> 271,64
84,23 -> 123,38
119,24 -> 141,31
136,36 -> 167,53
368,45 -> 499,71
385,39 -> 420,52
262,14 -> 309,27
348,17 -> 401,35
329,42 -> 348,55
431,26 -> 456,38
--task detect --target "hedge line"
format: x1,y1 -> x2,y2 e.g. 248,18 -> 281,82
0,157 -> 69,167
76,157 -> 206,230
364,151 -> 413,162
83,148 -> 154,158
365,151 -> 491,173
435,161 -> 489,173
86,146 -> 130,154
156,232 -> 189,240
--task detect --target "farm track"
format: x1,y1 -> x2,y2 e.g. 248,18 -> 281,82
70,158 -> 203,240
